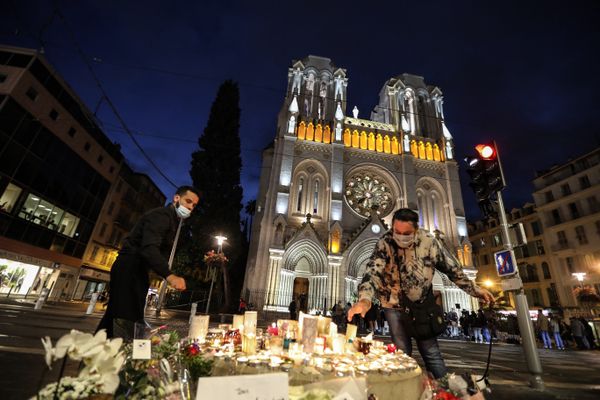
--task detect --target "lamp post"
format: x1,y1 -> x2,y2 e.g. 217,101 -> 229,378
206,235 -> 227,313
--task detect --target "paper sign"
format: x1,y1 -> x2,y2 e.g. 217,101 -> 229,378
196,373 -> 289,400
132,339 -> 151,360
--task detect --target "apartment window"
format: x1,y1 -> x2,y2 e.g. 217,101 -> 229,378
575,225 -> 588,245
565,257 -> 575,273
532,289 -> 543,307
579,175 -> 591,190
67,127 -> 76,137
548,284 -> 560,306
479,238 -> 486,247
535,240 -> 545,255
90,246 -> 99,261
568,203 -> 580,219
26,87 -> 38,101
545,191 -> 554,203
492,233 -> 502,247
116,180 -> 123,193
542,262 -> 551,279
557,231 -> 568,247
551,209 -> 562,225
107,202 -> 115,216
99,223 -> 107,237
531,221 -> 542,236
561,183 -> 571,196
101,249 -> 109,265
0,73 -> 7,83
49,109 -> 59,121
84,142 -> 91,152
596,221 -> 600,236
482,254 -> 490,265
0,183 -> 23,214
97,155 -> 104,164
109,165 -> 115,174
587,196 -> 600,213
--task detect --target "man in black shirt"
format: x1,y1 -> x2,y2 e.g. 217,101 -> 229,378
98,186 -> 199,339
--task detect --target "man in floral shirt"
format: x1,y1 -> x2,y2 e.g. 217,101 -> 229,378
348,208 -> 493,378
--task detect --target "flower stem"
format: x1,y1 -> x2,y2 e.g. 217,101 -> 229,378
53,356 -> 68,400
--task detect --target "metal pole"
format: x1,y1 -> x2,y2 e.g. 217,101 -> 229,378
496,191 -> 544,390
205,266 -> 216,314
155,218 -> 184,317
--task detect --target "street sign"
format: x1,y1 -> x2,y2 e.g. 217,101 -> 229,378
494,249 -> 517,277
501,276 -> 523,291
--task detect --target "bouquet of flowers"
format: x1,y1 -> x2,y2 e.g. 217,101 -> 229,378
573,285 -> 600,304
203,250 -> 228,265
35,329 -> 124,399
420,373 -> 486,400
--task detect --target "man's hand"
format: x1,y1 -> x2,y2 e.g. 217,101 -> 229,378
475,287 -> 495,304
166,274 -> 186,291
347,299 -> 371,322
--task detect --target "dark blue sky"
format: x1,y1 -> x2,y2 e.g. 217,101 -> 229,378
2,0 -> 599,220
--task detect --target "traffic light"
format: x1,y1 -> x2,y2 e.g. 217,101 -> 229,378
464,142 -> 506,219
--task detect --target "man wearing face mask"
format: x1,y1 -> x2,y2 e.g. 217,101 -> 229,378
347,208 -> 494,378
98,186 -> 200,339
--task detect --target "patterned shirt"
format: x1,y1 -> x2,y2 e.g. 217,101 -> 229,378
358,229 -> 478,307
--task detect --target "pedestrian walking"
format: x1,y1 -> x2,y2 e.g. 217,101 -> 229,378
548,313 -> 564,350
569,317 -> 589,350
537,310 -> 552,349
288,298 -> 297,320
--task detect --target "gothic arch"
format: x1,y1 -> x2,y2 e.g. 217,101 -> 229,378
283,240 -> 328,275
345,238 -> 378,278
415,177 -> 450,236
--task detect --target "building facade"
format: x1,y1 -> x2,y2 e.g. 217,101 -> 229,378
244,56 -> 477,314
73,164 -> 166,300
0,45 -> 165,302
468,203 -> 560,310
532,147 -> 600,315
468,147 -> 600,317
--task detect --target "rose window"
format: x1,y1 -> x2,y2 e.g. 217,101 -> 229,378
344,172 -> 394,218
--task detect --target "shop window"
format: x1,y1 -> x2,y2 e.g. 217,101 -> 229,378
0,183 -> 22,213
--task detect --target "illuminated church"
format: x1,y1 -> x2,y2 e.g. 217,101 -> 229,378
243,56 -> 477,314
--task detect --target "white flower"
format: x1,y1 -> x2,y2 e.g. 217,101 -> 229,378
41,336 -> 55,368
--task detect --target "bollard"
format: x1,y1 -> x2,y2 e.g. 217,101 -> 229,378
189,302 -> 198,324
34,288 -> 50,310
86,292 -> 100,315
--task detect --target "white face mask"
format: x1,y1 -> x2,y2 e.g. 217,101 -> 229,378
175,202 -> 192,219
393,232 -> 415,248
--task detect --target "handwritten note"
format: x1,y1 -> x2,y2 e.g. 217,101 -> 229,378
132,339 -> 151,360
196,373 -> 288,400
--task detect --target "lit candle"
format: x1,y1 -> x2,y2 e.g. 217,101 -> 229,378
317,316 -> 331,335
332,334 -> 346,354
232,314 -> 244,331
244,311 -> 257,335
189,315 -> 210,342
345,324 -> 357,341
314,337 -> 325,354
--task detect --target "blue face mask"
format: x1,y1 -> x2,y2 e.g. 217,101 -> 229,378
175,202 -> 191,219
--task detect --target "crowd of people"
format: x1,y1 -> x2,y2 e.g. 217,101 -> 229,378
441,308 -> 598,350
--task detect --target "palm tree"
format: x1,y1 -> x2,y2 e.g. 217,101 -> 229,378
244,200 -> 256,241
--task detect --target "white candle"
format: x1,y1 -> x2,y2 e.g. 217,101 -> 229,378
345,324 -> 357,341
332,334 -> 346,354
232,314 -> 244,331
244,311 -> 257,336
189,315 -> 210,342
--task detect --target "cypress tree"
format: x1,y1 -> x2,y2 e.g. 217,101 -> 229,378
184,80 -> 245,311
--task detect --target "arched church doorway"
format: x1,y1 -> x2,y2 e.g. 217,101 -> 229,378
293,277 -> 309,313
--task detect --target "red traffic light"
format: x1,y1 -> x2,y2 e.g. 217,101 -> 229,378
475,144 -> 495,160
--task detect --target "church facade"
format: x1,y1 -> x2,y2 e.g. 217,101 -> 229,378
243,56 -> 477,314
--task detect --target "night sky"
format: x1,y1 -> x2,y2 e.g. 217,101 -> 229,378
2,1 -> 599,221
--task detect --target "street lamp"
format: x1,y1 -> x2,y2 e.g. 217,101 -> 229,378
483,279 -> 494,289
206,235 -> 227,313
572,272 -> 586,288
215,235 -> 227,254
